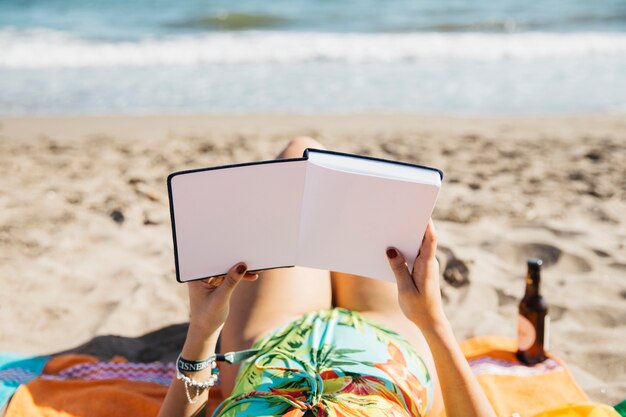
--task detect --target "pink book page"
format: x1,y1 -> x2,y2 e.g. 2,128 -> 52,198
296,161 -> 440,282
169,160 -> 307,281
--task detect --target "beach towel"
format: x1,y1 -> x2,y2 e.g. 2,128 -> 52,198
532,403 -> 621,417
1,352 -> 232,417
4,354 -> 173,417
460,336 -> 612,417
0,352 -> 49,409
2,336 -> 619,417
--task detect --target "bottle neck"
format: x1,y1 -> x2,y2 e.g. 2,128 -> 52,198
524,269 -> 541,298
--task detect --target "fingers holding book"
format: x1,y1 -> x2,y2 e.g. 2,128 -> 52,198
187,262 -> 258,337
386,219 -> 448,331
201,264 -> 259,293
200,275 -> 225,288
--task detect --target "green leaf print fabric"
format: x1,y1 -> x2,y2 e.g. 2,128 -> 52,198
213,308 -> 433,417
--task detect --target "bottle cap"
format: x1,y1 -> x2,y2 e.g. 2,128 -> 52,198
527,258 -> 543,270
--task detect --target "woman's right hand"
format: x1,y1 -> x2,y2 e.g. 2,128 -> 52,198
385,219 -> 447,331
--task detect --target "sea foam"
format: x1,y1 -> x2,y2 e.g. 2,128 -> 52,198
2,28 -> 626,68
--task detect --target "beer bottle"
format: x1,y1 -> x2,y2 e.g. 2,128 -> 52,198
516,258 -> 549,365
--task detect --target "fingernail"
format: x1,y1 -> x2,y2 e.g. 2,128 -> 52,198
236,264 -> 246,274
386,248 -> 397,259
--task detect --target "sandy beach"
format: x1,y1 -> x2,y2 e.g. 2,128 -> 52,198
0,113 -> 624,405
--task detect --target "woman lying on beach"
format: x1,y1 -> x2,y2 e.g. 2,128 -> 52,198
158,138 -> 496,417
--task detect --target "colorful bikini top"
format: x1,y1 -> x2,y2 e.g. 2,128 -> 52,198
212,308 -> 434,417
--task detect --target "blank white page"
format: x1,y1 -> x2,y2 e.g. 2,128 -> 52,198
296,160 -> 441,282
306,150 -> 442,185
169,160 -> 307,282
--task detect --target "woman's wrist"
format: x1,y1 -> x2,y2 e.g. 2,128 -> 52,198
181,325 -> 220,360
415,316 -> 454,340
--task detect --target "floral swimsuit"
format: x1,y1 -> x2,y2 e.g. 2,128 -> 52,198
213,308 -> 433,417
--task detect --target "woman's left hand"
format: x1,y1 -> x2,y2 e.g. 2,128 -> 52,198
187,262 -> 258,338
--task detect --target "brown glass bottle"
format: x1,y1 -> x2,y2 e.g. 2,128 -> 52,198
516,258 -> 549,365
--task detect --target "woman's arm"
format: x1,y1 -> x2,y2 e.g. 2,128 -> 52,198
158,263 -> 258,417
386,220 -> 496,417
158,329 -> 219,417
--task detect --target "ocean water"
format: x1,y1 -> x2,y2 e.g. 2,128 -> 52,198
1,0 -> 626,115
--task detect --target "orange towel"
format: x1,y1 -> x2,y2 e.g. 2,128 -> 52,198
3,338 -> 603,417
5,354 -> 168,417
5,354 -> 226,417
460,336 -> 589,417
532,403 -> 620,417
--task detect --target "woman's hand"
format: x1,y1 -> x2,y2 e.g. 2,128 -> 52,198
159,264 -> 258,417
387,221 -> 498,417
385,219 -> 447,331
187,262 -> 258,338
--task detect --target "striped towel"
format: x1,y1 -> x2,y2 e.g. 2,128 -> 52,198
5,354 -> 177,417
0,352 -> 49,408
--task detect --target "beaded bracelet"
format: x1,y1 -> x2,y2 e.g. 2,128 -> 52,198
176,366 -> 218,404
175,348 -> 260,404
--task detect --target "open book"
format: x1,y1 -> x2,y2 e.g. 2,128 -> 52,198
168,149 -> 443,283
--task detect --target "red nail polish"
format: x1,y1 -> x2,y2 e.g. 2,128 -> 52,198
386,248 -> 397,259
236,264 -> 246,274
